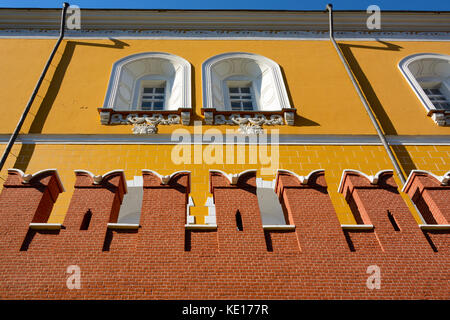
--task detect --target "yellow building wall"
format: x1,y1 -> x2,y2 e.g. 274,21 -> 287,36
1,38 -> 449,135
0,38 -> 448,228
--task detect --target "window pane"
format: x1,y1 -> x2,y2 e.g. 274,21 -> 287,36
143,88 -> 154,94
229,88 -> 239,93
153,101 -> 164,110
141,101 -> 153,109
155,87 -> 165,93
242,101 -> 253,110
240,87 -> 251,94
430,88 -> 441,95
231,102 -> 241,109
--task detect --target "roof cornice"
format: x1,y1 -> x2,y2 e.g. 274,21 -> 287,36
0,9 -> 449,33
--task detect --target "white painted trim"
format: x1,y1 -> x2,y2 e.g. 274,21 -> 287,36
107,223 -> 140,229
419,224 -> 450,230
103,52 -> 191,111
185,224 -> 217,230
398,53 -> 450,125
262,225 -> 296,230
3,134 -> 450,146
141,169 -> 191,187
402,170 -> 450,192
74,169 -> 127,193
341,224 -> 374,230
29,223 -> 62,230
8,168 -> 65,192
276,169 -> 325,185
1,31 -> 450,41
209,169 -> 257,187
338,169 -> 393,193
202,52 -> 291,111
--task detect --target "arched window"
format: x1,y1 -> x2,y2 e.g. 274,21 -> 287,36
99,52 -> 191,127
202,52 -> 295,126
399,53 -> 450,126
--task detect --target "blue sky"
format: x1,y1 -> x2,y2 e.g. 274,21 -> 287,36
0,0 -> 449,11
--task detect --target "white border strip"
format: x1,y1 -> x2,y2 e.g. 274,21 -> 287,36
263,225 -> 296,230
419,224 -> 450,230
2,134 -> 450,145
0,30 -> 449,41
341,224 -> 374,230
29,223 -> 62,230
107,223 -> 140,229
185,224 -> 217,230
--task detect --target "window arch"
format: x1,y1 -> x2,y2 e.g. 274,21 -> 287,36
99,52 -> 191,126
399,53 -> 450,126
202,52 -> 295,126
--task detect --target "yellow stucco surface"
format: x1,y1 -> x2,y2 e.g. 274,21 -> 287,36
1,143 -> 448,226
1,38 -> 449,135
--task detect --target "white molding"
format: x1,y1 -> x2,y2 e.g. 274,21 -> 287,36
107,223 -> 140,229
29,223 -> 63,230
262,225 -> 296,230
276,169 -> 324,185
341,224 -> 374,230
202,52 -> 291,112
74,169 -> 127,193
337,169 -> 393,193
185,224 -> 217,230
8,168 -> 65,192
402,170 -> 450,192
2,31 -> 450,41
3,134 -> 450,146
398,53 -> 450,126
209,169 -> 257,187
103,52 -> 191,112
141,169 -> 191,187
419,224 -> 450,230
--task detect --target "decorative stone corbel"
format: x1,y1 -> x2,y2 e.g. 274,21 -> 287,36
180,111 -> 191,125
99,111 -> 111,125
284,111 -> 295,125
127,114 -> 181,134
204,111 -> 214,125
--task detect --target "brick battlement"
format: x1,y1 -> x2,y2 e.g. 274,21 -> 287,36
0,168 -> 448,299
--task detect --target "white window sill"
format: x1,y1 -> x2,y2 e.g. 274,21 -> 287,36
263,225 -> 296,231
419,224 -> 450,230
29,223 -> 62,230
341,224 -> 374,230
107,223 -> 140,229
185,224 -> 217,230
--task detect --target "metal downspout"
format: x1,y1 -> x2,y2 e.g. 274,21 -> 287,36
0,2 -> 70,173
325,3 -> 406,185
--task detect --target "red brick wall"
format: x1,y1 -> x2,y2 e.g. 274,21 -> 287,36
403,171 -> 450,253
0,168 -> 448,299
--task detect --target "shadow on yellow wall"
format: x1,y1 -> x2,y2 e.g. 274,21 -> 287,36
14,38 -> 130,172
339,40 -> 417,177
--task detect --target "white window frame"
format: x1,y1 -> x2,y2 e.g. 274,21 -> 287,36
202,52 -> 291,112
103,52 -> 191,112
224,79 -> 258,111
398,53 -> 450,126
136,79 -> 167,111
